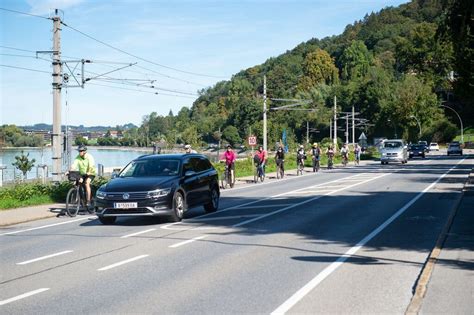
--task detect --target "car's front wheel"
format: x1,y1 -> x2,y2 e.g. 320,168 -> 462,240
170,191 -> 185,222
204,186 -> 219,213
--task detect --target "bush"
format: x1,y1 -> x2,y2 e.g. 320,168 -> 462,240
0,176 -> 111,209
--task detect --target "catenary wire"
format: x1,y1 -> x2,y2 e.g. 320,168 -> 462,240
0,7 -> 50,20
61,21 -> 227,79
1,64 -> 50,74
87,82 -> 197,99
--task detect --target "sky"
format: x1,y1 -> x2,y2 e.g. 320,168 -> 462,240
1,0 -> 408,127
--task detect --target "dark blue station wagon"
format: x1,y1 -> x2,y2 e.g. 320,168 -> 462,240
95,154 -> 220,224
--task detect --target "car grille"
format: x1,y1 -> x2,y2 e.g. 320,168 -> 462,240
387,153 -> 398,156
105,192 -> 149,200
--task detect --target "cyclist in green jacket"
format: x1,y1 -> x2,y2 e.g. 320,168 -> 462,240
70,145 -> 96,208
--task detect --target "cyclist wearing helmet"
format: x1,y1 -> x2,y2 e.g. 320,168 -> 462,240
70,145 -> 96,208
296,144 -> 306,164
254,145 -> 267,176
275,146 -> 285,173
222,144 -> 236,170
311,142 -> 321,172
184,144 -> 197,154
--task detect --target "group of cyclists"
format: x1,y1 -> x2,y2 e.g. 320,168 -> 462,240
219,142 -> 362,186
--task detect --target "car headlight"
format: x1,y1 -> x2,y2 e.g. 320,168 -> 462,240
96,191 -> 107,199
382,152 -> 387,156
147,188 -> 172,199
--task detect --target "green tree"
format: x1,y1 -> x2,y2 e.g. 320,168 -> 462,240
12,151 -> 36,180
222,125 -> 242,146
75,136 -> 88,146
438,0 -> 473,111
340,40 -> 373,80
299,49 -> 339,91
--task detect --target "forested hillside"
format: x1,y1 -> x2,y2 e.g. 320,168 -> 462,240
140,0 -> 472,148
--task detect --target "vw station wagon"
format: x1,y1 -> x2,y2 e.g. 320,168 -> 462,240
95,154 -> 220,224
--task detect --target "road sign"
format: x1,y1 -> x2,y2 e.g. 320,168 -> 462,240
359,132 -> 367,140
248,136 -> 257,146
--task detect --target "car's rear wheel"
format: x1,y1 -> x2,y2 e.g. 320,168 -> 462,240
204,186 -> 219,213
170,191 -> 185,222
98,216 -> 116,225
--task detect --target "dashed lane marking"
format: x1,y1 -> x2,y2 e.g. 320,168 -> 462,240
169,235 -> 208,248
0,288 -> 50,306
120,228 -> 157,239
97,255 -> 149,271
16,250 -> 73,265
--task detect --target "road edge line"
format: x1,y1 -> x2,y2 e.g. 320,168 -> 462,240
405,159 -> 468,315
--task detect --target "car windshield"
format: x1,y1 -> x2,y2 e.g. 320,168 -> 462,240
384,141 -> 402,148
430,143 -> 437,146
449,144 -> 460,148
119,159 -> 181,177
410,145 -> 422,150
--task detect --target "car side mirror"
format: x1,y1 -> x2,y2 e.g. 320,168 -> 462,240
185,170 -> 196,177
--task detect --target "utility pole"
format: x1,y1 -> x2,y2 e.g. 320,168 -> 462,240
352,105 -> 355,145
345,113 -> 349,144
52,9 -> 63,182
329,119 -> 332,142
263,75 -> 267,152
306,121 -> 309,144
333,96 -> 337,148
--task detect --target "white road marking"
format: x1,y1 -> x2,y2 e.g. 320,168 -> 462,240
97,255 -> 149,271
191,215 -> 260,221
0,288 -> 50,306
0,217 -> 94,236
120,228 -> 156,239
271,158 -> 466,315
232,204 -> 293,209
169,235 -> 208,248
16,250 -> 73,265
161,173 -> 386,231
233,173 -> 390,228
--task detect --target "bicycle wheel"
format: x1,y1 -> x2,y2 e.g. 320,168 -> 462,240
66,187 -> 80,217
230,170 -> 235,188
280,165 -> 284,179
254,166 -> 258,183
223,170 -> 229,189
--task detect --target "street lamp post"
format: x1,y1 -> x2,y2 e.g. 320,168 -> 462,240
410,115 -> 422,139
440,104 -> 463,144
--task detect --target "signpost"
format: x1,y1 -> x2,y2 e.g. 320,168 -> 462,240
248,136 -> 257,147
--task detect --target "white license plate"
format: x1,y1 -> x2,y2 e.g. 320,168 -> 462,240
114,202 -> 138,209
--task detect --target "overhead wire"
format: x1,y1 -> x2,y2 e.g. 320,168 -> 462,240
0,7 -> 50,20
60,21 -> 227,79
0,64 -> 50,74
87,82 -> 196,99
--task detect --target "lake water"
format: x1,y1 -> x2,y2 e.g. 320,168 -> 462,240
0,147 -> 154,182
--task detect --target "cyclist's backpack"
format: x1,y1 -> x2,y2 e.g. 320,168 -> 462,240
253,154 -> 261,164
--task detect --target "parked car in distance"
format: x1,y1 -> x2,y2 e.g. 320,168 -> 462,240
95,154 -> 220,224
408,144 -> 426,159
380,139 -> 408,164
429,142 -> 439,151
447,143 -> 463,156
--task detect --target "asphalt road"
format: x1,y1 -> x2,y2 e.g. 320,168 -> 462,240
1,152 -> 472,314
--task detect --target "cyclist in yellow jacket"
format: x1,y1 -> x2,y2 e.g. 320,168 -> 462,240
70,145 -> 96,208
